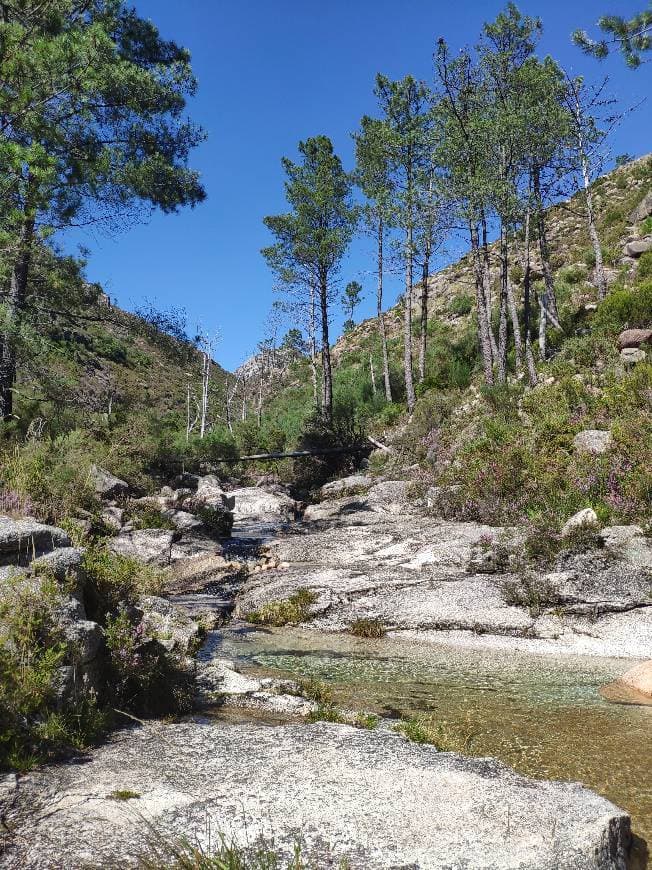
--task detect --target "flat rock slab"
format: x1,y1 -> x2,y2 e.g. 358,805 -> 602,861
0,721 -> 631,869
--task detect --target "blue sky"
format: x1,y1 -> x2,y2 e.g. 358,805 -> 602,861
66,1 -> 652,371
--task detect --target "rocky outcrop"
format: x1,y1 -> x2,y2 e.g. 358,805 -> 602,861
617,328 -> 652,350
230,486 -> 297,521
616,660 -> 652,698
620,347 -> 647,365
0,517 -> 70,566
109,528 -> 177,566
320,474 -> 372,499
561,508 -> 599,537
0,720 -> 632,869
623,236 -> 652,257
628,190 -> 652,223
89,465 -> 128,499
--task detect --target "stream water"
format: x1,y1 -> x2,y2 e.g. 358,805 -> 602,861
213,623 -> 652,846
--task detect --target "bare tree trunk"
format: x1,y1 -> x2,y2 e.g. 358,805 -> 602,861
404,224 -> 416,414
580,151 -> 607,300
241,377 -> 247,422
418,238 -> 431,384
319,273 -> 333,424
481,214 -> 498,366
532,165 -> 560,365
199,348 -> 210,438
497,221 -> 509,384
0,206 -> 35,421
470,222 -> 494,385
256,352 -> 264,427
521,209 -> 538,386
369,353 -> 377,396
377,216 -> 392,403
308,284 -> 319,410
506,278 -> 523,376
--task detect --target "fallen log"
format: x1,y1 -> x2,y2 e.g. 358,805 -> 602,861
234,445 -> 370,462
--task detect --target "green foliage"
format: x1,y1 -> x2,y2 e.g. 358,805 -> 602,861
448,293 -> 474,317
291,410 -> 367,495
593,283 -> 652,332
82,546 -> 165,617
109,790 -> 141,801
640,217 -> 652,236
501,575 -> 561,616
139,833 -> 315,869
245,589 -> 317,627
129,505 -> 177,531
637,251 -> 652,280
395,713 -> 476,754
0,573 -> 106,771
306,704 -> 347,724
0,432 -> 99,523
293,678 -> 333,705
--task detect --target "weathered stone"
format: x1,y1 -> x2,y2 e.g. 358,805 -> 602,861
573,430 -> 613,455
1,721 -> 631,869
230,487 -> 296,520
109,529 -> 177,566
193,475 -> 235,511
620,347 -> 647,365
627,190 -> 652,223
616,328 -> 652,350
320,474 -> 373,499
32,546 -> 83,584
562,508 -> 599,538
89,464 -> 128,499
623,236 -> 652,257
100,506 -> 124,531
138,595 -> 201,656
0,516 -> 70,566
162,509 -> 204,532
616,660 -> 652,698
601,525 -> 652,568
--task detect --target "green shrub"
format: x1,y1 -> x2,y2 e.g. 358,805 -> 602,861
129,505 -> 176,531
637,251 -> 652,280
349,618 -> 386,639
82,546 -> 165,617
593,283 -> 652,332
448,292 -> 474,317
640,217 -> 652,236
245,588 -> 317,627
395,713 -> 476,754
501,575 -> 561,616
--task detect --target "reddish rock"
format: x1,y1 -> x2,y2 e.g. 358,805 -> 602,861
617,328 -> 652,350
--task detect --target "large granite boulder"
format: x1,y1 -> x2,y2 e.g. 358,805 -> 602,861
623,236 -> 652,257
320,474 -> 373,500
0,721 -> 631,869
108,529 -> 177,566
0,516 -> 70,566
616,660 -> 652,698
628,190 -> 652,223
89,465 -> 128,500
617,328 -> 652,350
230,486 -> 296,520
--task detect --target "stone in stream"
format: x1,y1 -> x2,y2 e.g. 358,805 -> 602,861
0,720 -> 631,869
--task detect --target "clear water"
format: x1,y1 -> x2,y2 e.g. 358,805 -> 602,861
214,624 -> 652,847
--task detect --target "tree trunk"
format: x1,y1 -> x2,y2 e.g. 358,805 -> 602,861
403,224 -> 416,414
522,208 -> 538,387
506,277 -> 523,376
481,214 -> 498,366
309,284 -> 319,410
470,222 -> 494,385
0,207 -> 36,421
369,353 -> 377,396
376,216 -> 392,403
580,152 -> 607,300
532,166 -> 560,363
497,220 -> 509,384
319,274 -> 333,424
418,238 -> 431,384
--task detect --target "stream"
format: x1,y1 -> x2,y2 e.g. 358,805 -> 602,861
209,622 -> 652,845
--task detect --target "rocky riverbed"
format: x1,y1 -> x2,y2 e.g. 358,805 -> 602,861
1,469 -> 651,868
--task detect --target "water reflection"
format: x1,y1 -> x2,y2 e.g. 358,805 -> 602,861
214,624 -> 652,845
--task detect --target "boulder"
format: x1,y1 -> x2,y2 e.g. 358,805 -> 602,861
623,236 -> 652,257
616,328 -> 652,350
561,508 -> 599,538
365,479 -> 411,513
108,529 -> 177,566
230,487 -> 296,520
627,190 -> 652,223
138,595 -> 201,656
100,506 -> 124,531
620,347 -> 647,365
162,509 -> 204,532
600,525 -> 652,569
616,660 -> 652,698
89,465 -> 128,499
572,429 -> 613,455
193,475 -> 235,511
0,516 -> 70,566
1,721 -> 631,869
320,474 -> 373,500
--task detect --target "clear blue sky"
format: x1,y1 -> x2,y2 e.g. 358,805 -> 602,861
66,1 -> 652,371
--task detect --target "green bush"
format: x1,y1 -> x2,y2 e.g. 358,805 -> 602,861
593,283 -> 652,332
82,546 -> 165,617
244,588 -> 317,627
637,251 -> 652,280
448,292 -> 474,317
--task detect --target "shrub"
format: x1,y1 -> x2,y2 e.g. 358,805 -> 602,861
640,216 -> 652,236
637,251 -> 652,280
349,618 -> 386,639
291,411 -> 367,496
306,704 -> 346,724
244,588 -> 317,627
82,546 -> 165,617
593,283 -> 652,332
448,292 -> 474,317
395,713 -> 476,754
501,575 -> 561,617
128,505 -> 176,531
293,677 -> 332,705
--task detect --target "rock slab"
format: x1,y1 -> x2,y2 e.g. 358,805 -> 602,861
0,721 -> 631,869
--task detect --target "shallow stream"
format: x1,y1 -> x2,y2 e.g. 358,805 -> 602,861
213,624 -> 652,846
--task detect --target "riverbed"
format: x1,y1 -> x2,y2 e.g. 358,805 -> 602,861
212,623 -> 652,845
